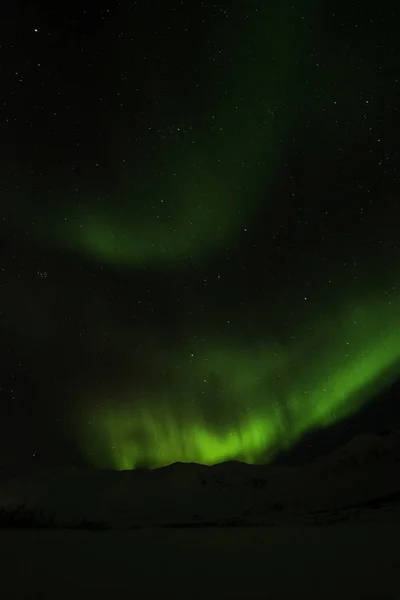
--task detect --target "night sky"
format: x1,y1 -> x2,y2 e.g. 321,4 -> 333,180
1,1 -> 400,470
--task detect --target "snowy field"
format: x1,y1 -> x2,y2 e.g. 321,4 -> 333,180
1,429 -> 400,598
1,524 -> 399,599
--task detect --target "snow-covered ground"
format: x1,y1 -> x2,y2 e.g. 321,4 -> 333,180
1,524 -> 399,599
0,426 -> 400,597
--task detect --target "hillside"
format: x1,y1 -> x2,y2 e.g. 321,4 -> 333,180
0,426 -> 399,528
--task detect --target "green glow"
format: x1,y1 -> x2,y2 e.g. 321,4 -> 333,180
5,4 -> 394,469
79,404 -> 281,471
53,4 -> 315,267
75,286 -> 400,470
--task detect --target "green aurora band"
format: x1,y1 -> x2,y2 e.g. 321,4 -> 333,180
75,284 -> 400,470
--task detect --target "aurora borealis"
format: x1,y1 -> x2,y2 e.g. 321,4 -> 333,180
1,1 -> 400,470
74,287 -> 400,470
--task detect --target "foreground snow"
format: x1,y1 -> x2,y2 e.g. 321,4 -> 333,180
1,524 -> 399,599
0,427 -> 399,597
